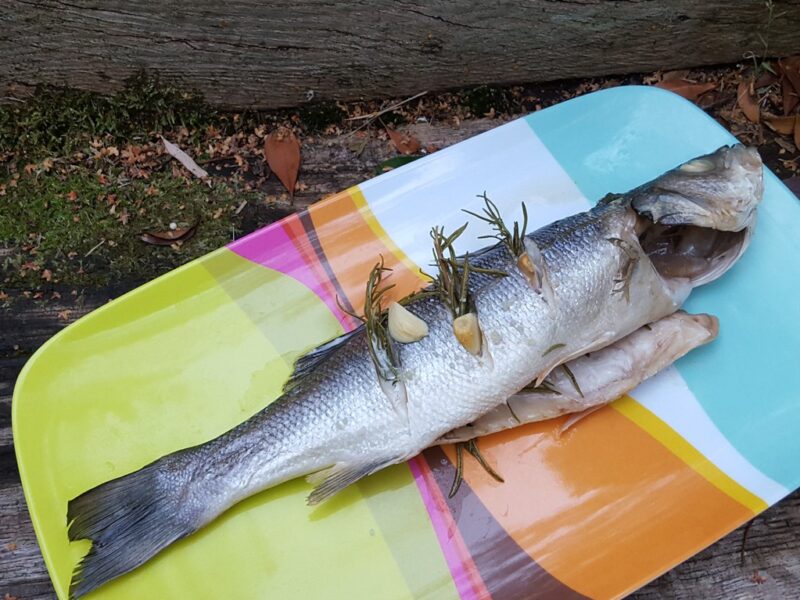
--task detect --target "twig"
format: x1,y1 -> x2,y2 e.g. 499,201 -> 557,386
346,91 -> 428,121
84,239 -> 106,258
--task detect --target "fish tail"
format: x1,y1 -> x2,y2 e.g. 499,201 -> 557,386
67,457 -> 198,599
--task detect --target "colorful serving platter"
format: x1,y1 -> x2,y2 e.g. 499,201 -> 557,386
13,86 -> 800,599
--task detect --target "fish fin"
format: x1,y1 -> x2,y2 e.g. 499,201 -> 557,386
306,456 -> 401,505
522,237 -> 556,306
558,405 -> 605,437
67,460 -> 196,599
283,327 -> 362,393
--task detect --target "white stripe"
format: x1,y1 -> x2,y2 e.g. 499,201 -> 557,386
359,119 -> 588,262
632,367 -> 790,505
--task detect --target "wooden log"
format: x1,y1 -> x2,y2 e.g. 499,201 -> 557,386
2,1 -> 800,108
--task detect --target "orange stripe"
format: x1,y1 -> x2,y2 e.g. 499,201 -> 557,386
445,406 -> 753,599
307,189 -> 424,313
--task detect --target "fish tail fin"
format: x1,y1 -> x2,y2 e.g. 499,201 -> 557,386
67,459 -> 197,599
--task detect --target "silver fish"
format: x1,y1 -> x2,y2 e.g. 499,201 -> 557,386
66,144 -> 762,598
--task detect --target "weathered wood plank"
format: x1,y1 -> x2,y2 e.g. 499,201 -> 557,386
2,1 -> 800,108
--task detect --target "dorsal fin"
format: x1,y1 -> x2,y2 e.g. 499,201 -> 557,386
283,327 -> 362,393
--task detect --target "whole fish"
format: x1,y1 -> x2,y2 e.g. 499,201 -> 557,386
67,144 -> 762,598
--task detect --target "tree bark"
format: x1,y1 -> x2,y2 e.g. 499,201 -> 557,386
2,1 -> 800,108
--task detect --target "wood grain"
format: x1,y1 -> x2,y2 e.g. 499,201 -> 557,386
2,1 -> 800,108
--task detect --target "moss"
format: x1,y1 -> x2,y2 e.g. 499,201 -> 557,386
0,72 -> 213,160
461,85 -> 516,117
0,167 -> 258,287
297,100 -> 346,133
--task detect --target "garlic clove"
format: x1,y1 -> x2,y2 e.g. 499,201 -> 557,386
453,312 -> 482,355
387,301 -> 429,343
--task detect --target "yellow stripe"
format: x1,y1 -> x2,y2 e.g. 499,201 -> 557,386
349,187 -> 428,282
613,395 -> 768,514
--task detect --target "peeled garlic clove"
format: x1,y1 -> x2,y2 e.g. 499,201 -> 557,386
517,252 -> 537,285
387,301 -> 429,343
453,312 -> 482,355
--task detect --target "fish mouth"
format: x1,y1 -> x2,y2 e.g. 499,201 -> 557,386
630,144 -> 762,287
636,218 -> 751,287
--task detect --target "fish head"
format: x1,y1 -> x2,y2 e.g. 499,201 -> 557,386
630,144 -> 764,287
630,144 -> 763,232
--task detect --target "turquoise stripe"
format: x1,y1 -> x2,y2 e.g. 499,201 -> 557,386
526,86 -> 800,491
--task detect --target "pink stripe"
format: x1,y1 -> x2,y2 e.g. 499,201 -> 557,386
227,222 -> 350,326
408,457 -> 479,600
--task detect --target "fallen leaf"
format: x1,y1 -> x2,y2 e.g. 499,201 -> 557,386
5,542 -> 17,551
782,77 -> 799,115
41,269 -> 52,282
661,69 -> 690,82
385,126 -> 422,155
23,163 -> 36,175
140,224 -> 198,246
118,208 -> 130,225
57,310 -> 72,321
795,115 -> 800,150
374,155 -> 423,175
264,129 -> 301,195
779,57 -> 800,99
161,137 -> 209,179
764,114 -> 796,135
0,291 -> 8,301
737,81 -> 760,123
654,80 -> 716,102
754,71 -> 777,88
66,190 -> 78,202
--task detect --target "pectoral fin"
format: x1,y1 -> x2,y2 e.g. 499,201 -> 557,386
306,455 -> 404,505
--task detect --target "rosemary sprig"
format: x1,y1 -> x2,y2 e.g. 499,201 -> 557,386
428,224 -> 472,319
423,223 -> 508,320
464,192 -> 529,257
338,259 -> 401,380
449,439 -> 504,498
560,363 -> 584,398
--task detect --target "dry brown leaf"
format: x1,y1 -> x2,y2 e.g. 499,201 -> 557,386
654,80 -> 716,102
57,310 -> 72,321
764,114 -> 797,135
264,129 -> 301,195
161,137 -> 209,179
754,71 -> 777,88
782,77 -> 799,115
5,542 -> 17,551
661,69 -> 690,82
737,81 -> 760,123
41,269 -> 52,282
385,126 -> 422,155
140,224 -> 198,246
779,57 -> 800,99
795,115 -> 800,150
